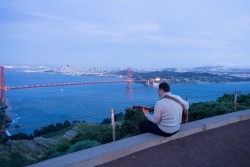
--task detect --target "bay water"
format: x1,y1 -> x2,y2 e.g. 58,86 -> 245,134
4,68 -> 250,135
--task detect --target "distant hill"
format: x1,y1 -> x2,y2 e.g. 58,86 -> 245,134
114,68 -> 250,84
160,65 -> 250,73
186,65 -> 250,73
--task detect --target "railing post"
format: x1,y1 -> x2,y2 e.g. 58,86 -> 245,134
234,90 -> 238,111
111,108 -> 116,141
185,95 -> 189,102
185,95 -> 189,122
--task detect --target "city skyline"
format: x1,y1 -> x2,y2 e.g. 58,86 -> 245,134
1,0 -> 250,69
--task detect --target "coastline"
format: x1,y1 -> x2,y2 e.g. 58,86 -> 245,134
0,99 -> 12,138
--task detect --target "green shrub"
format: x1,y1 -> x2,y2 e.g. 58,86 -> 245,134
44,150 -> 64,159
217,94 -> 234,103
119,108 -> 146,137
63,120 -> 71,127
101,112 -> 124,124
56,141 -> 71,152
2,133 -> 33,143
33,120 -> 72,137
101,118 -> 111,124
188,96 -> 239,122
94,132 -> 113,144
0,152 -> 34,167
67,140 -> 100,153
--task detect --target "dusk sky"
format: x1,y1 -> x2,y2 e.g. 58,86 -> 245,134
1,0 -> 250,69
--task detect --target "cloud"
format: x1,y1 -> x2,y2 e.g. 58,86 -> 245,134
9,11 -> 162,42
1,0 -> 250,68
28,12 -> 70,23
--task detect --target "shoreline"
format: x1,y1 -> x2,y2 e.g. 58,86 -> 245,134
0,99 -> 12,138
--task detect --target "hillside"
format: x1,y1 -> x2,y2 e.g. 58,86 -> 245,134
0,101 -> 11,138
0,123 -> 111,167
115,69 -> 250,84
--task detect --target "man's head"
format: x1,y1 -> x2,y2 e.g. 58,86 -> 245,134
158,82 -> 170,96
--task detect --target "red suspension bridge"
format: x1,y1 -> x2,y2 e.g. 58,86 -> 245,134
0,66 -> 147,100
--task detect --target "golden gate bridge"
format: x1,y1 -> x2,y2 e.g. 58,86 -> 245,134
0,66 -> 147,101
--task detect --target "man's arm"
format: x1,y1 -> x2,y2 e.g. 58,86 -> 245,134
144,102 -> 162,124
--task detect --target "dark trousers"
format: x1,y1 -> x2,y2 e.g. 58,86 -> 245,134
139,120 -> 178,137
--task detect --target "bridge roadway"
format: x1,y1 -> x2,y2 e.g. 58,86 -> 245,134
28,110 -> 250,167
4,79 -> 147,90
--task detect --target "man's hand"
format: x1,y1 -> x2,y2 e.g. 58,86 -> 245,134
142,107 -> 149,115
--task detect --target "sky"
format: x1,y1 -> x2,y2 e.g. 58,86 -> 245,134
0,0 -> 250,69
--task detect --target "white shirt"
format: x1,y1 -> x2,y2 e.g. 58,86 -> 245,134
145,92 -> 189,133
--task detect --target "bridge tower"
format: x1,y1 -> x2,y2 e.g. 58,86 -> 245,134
0,66 -> 5,101
127,67 -> 131,89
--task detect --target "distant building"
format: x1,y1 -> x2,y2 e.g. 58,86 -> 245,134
145,77 -> 160,87
145,77 -> 169,87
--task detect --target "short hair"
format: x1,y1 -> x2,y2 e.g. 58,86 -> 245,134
159,82 -> 170,92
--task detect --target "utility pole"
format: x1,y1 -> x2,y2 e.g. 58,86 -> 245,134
111,108 -> 116,141
185,95 -> 189,102
234,90 -> 242,111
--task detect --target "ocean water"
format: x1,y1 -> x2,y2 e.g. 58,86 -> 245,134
3,68 -> 250,135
